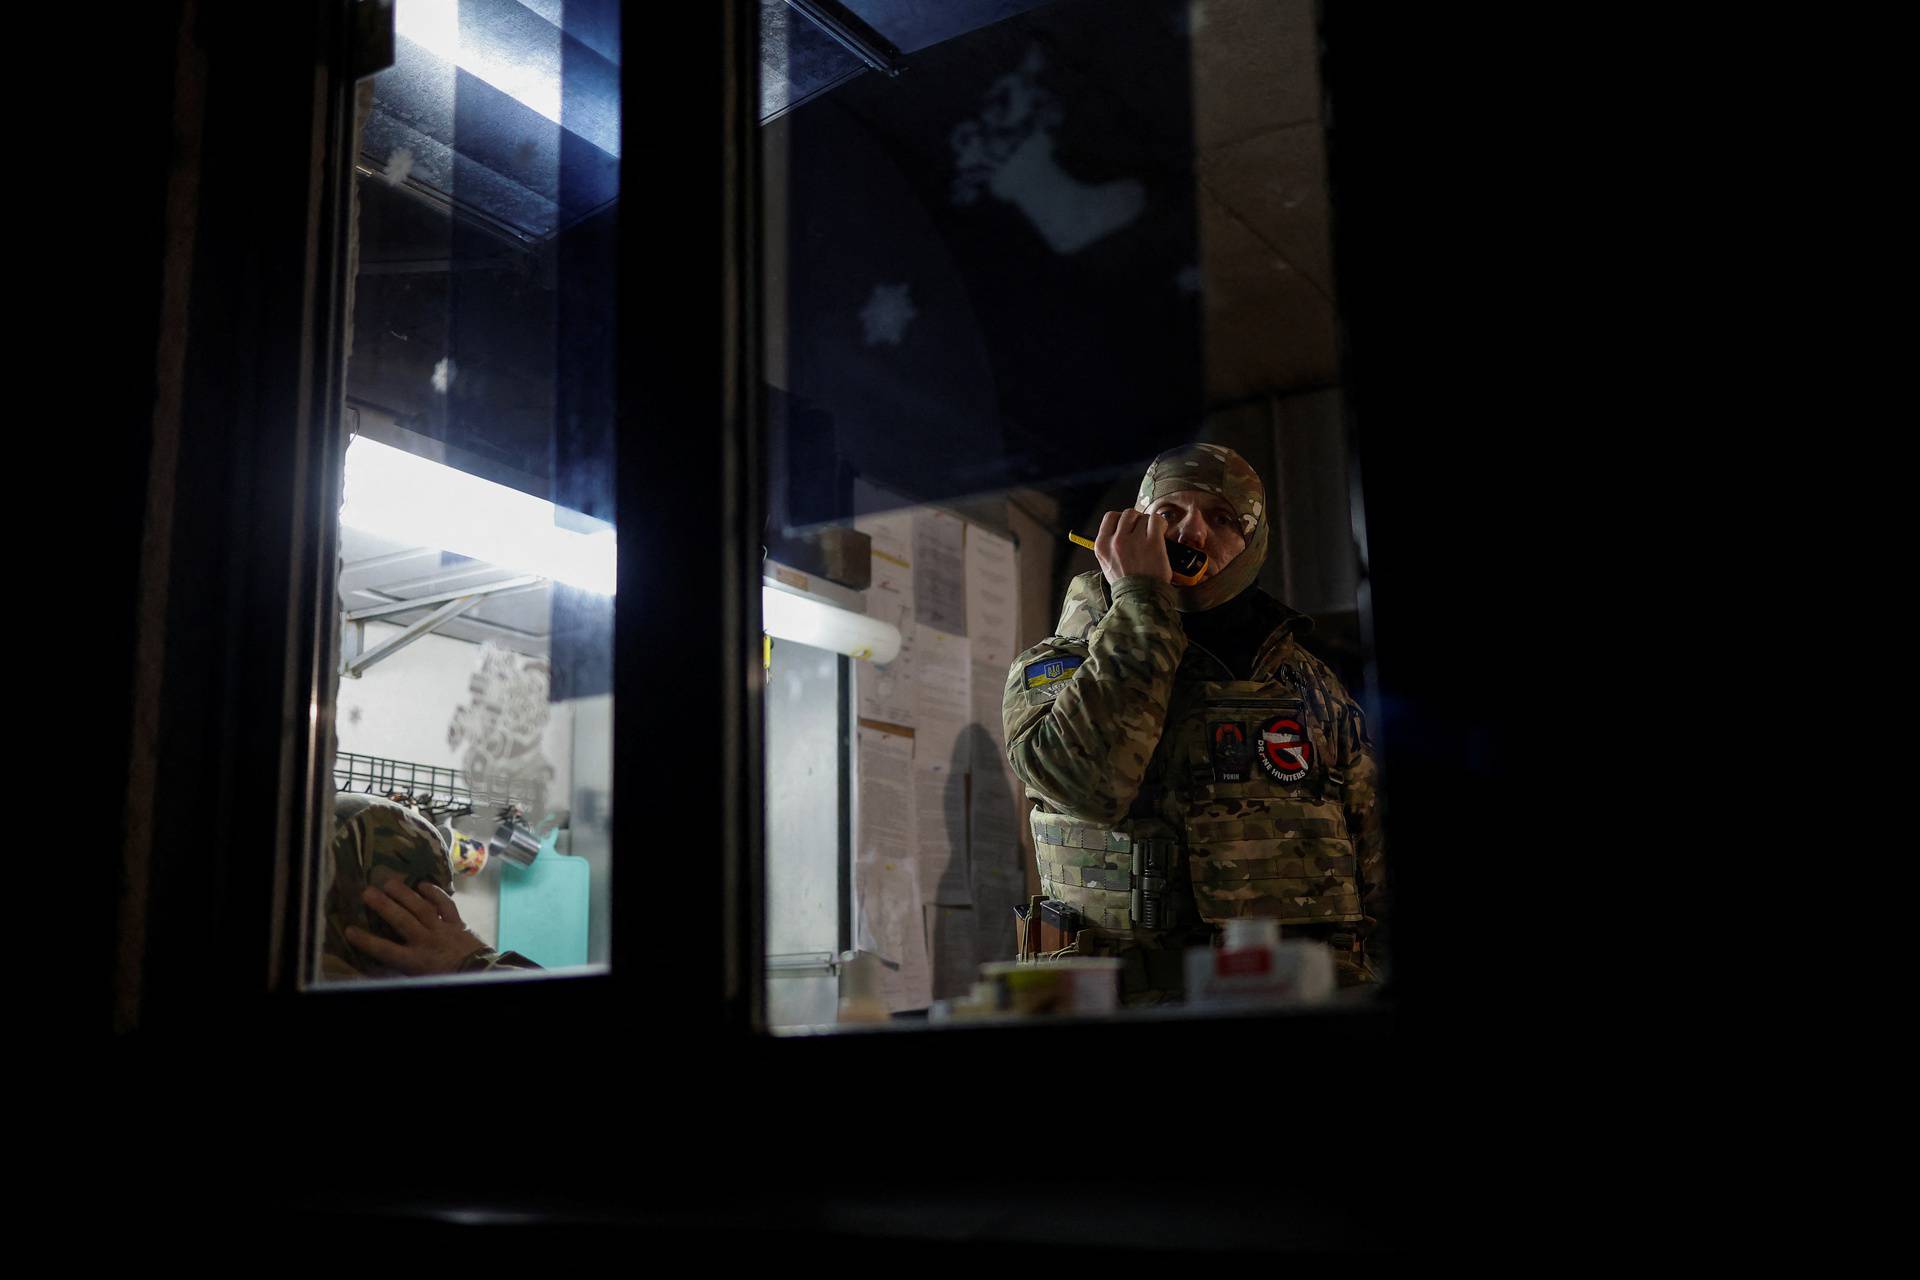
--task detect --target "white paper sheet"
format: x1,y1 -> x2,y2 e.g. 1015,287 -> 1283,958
913,509 -> 967,636
912,625 -> 972,774
964,526 -> 1019,669
853,726 -> 931,1012
854,509 -> 917,727
857,620 -> 917,731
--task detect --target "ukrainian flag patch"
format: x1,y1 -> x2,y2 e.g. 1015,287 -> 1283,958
1024,655 -> 1084,689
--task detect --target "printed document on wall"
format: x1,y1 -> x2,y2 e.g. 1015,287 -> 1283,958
913,509 -> 967,636
855,509 -> 916,727
911,625 -> 971,774
965,526 -> 1018,772
964,526 -> 1018,668
853,726 -> 931,1012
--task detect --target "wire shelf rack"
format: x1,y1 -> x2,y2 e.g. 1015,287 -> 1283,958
332,751 -> 534,823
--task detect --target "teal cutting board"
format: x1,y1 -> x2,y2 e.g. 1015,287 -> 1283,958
497,832 -> 590,968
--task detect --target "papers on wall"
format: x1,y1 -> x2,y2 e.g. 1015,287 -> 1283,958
962,526 -> 1029,967
964,526 -> 1018,668
857,509 -> 916,634
857,624 -> 916,734
965,526 -> 1018,774
853,726 -> 931,1013
843,507 -> 1034,999
913,509 -> 967,635
911,625 -> 972,773
855,509 -> 916,727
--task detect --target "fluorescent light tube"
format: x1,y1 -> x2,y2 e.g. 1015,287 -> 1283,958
762,585 -> 901,664
341,435 -> 616,595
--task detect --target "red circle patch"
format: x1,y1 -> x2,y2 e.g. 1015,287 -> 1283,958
1258,716 -> 1311,783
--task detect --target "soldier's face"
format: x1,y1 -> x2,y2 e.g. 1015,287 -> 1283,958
1147,489 -> 1247,570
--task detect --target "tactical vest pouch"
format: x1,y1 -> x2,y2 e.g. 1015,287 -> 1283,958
1029,811 -> 1184,930
1178,690 -> 1364,927
1185,802 -> 1362,924
1030,811 -> 1136,930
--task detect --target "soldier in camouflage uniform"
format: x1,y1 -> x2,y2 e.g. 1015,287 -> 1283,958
1002,443 -> 1385,1002
320,793 -> 538,979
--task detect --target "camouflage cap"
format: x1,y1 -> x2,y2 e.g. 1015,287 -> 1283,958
319,793 -> 454,979
1134,442 -> 1269,612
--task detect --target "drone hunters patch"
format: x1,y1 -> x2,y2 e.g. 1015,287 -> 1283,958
1257,715 -> 1313,784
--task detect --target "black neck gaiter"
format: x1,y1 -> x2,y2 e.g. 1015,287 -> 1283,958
1179,587 -> 1298,681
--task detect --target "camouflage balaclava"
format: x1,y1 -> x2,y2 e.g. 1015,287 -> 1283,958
1134,442 -> 1269,613
319,793 -> 454,979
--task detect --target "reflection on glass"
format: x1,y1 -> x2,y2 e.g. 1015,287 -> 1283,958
760,0 -> 1384,1027
311,0 -> 619,985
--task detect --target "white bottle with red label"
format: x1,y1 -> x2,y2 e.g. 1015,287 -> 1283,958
1184,918 -> 1336,1008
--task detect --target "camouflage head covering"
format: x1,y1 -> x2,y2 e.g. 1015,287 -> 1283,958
318,793 -> 454,979
1133,442 -> 1269,612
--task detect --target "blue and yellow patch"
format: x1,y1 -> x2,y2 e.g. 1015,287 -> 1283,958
1024,655 -> 1084,689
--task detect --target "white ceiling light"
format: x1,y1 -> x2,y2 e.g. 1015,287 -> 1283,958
341,435 -> 616,595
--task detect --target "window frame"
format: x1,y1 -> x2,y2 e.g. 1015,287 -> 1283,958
116,0 -> 1428,1122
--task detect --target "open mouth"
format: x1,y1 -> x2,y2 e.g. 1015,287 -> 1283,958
1166,540 -> 1210,585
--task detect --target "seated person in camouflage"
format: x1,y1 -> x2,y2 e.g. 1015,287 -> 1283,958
321,793 -> 538,979
1001,443 -> 1385,1002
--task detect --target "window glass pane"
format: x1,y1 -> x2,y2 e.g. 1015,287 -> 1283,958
310,0 -> 619,984
760,0 -> 1385,1026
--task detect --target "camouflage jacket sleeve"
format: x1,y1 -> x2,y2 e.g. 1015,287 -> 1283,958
1002,573 -> 1187,825
323,795 -> 457,978
1299,652 -> 1388,978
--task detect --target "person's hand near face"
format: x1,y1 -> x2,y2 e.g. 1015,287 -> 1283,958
344,871 -> 489,976
1092,489 -> 1247,587
1092,508 -> 1175,585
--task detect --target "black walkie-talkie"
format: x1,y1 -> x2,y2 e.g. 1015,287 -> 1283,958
1067,531 -> 1210,586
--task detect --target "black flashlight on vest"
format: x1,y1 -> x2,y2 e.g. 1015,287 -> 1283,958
1132,840 -> 1168,929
